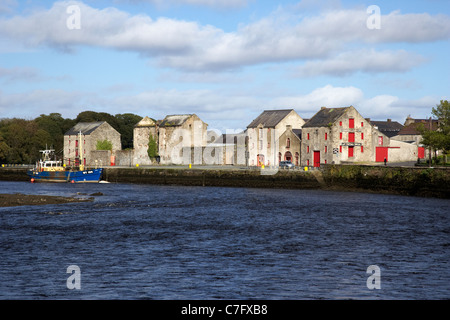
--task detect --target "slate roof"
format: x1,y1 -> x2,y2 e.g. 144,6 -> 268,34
65,122 -> 107,136
292,129 -> 302,140
247,109 -> 294,128
397,120 -> 439,135
370,120 -> 404,138
159,114 -> 192,127
302,107 -> 349,128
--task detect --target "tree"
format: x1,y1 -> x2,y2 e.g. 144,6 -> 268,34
147,133 -> 159,160
115,113 -> 143,149
0,135 -> 10,162
96,140 -> 113,151
419,100 -> 450,164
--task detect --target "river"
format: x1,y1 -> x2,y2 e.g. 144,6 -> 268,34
0,181 -> 448,299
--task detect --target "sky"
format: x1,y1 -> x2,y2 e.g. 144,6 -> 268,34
0,0 -> 449,133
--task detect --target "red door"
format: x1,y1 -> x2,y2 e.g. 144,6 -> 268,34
418,147 -> 425,159
348,146 -> 354,158
376,147 -> 388,162
313,151 -> 320,167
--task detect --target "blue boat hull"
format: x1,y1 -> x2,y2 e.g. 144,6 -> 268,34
27,168 -> 104,183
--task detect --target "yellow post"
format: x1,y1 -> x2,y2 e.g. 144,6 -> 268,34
262,165 -> 265,169
189,164 -> 192,169
304,166 -> 308,171
136,164 -> 139,167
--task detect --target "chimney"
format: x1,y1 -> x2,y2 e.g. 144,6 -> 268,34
387,119 -> 391,122
365,118 -> 371,122
321,107 -> 326,110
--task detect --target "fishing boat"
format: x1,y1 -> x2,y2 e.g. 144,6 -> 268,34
27,132 -> 103,183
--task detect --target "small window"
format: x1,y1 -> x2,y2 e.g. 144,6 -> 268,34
361,122 -> 364,127
340,145 -> 342,153
307,159 -> 310,166
361,132 -> 364,140
286,138 -> 290,148
307,146 -> 310,153
325,146 -> 327,153
325,132 -> 328,140
339,121 -> 342,126
307,133 -> 310,140
349,118 -> 354,128
340,132 -> 343,140
361,146 -> 364,153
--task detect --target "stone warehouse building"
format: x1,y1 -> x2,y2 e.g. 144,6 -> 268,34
301,106 -> 390,167
133,116 -> 158,166
133,114 -> 208,165
247,109 -> 305,167
64,121 -> 121,167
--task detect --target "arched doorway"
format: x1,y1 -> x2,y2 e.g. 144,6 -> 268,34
284,151 -> 292,162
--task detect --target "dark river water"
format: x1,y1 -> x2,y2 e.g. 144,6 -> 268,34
0,181 -> 448,300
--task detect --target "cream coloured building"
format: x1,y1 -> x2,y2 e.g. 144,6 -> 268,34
301,106 -> 389,167
246,109 -> 305,166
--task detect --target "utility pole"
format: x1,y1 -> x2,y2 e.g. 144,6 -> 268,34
428,117 -> 432,167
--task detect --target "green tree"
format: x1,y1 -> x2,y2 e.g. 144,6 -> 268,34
0,135 -> 10,162
147,133 -> 159,159
96,140 -> 113,151
115,113 -> 143,149
419,100 -> 450,164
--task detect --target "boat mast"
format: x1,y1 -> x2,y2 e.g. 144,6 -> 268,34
79,131 -> 84,171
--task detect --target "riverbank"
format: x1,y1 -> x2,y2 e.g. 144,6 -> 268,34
0,193 -> 94,207
1,165 -> 449,199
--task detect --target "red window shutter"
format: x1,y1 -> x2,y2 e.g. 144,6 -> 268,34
361,146 -> 364,153
307,159 -> 310,166
349,118 -> 354,128
340,132 -> 343,140
339,121 -> 342,126
361,132 -> 364,140
349,132 -> 355,142
340,145 -> 342,153
325,132 -> 327,140
361,122 -> 364,127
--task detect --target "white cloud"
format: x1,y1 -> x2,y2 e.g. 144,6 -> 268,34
296,49 -> 426,77
0,1 -> 448,72
123,0 -> 250,9
0,66 -> 41,83
0,85 -> 444,130
0,0 -> 17,14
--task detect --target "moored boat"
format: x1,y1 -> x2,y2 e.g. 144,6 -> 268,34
27,147 -> 103,183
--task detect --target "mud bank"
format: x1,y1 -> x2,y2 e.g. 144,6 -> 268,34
0,193 -> 94,207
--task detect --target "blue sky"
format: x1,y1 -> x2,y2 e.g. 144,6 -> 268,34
0,0 -> 449,132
